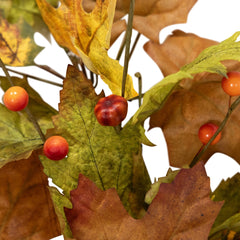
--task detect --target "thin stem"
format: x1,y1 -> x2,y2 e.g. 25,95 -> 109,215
0,58 -> 14,86
36,64 -> 65,80
189,95 -> 240,168
116,32 -> 127,61
24,107 -> 46,142
0,67 -> 63,87
129,33 -> 141,61
121,0 -> 135,98
134,72 -> 142,107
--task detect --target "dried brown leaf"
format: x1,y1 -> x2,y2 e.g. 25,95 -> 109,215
65,162 -> 223,240
150,60 -> 240,167
0,152 -> 61,239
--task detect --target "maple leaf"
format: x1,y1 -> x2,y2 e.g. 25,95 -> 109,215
0,15 -> 42,66
150,60 -> 240,167
0,152 -> 60,239
144,30 -> 218,77
209,173 -> 240,239
64,162 -> 223,240
0,76 -> 56,167
36,0 -> 137,99
132,32 -> 240,125
40,65 -> 151,218
0,0 -> 58,41
83,0 -> 198,42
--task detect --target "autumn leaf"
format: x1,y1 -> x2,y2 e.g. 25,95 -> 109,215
40,65 -> 151,218
64,162 -> 223,240
83,0 -> 198,42
0,15 -> 42,66
0,76 -> 57,167
36,0 -> 137,99
132,32 -> 240,125
149,60 -> 240,167
144,30 -> 218,77
0,0 -> 58,41
0,152 -> 61,239
209,173 -> 240,239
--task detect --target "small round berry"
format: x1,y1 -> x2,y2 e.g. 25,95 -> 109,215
94,94 -> 128,126
221,71 -> 240,96
3,86 -> 29,111
43,136 -> 69,161
198,123 -> 222,145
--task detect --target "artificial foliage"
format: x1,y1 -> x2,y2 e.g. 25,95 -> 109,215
0,0 -> 240,239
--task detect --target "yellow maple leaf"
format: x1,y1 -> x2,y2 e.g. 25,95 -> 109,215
36,0 -> 137,99
0,17 -> 32,66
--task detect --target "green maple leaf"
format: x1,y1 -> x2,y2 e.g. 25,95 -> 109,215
40,65 -> 151,219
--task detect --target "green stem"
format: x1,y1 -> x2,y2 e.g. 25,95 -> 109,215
129,33 -> 141,61
116,32 -> 127,61
134,72 -> 142,107
189,96 -> 240,168
121,0 -> 135,98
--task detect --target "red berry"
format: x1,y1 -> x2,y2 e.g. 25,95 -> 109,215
3,86 -> 29,111
198,123 -> 222,145
43,136 -> 69,161
94,94 -> 128,126
221,71 -> 240,96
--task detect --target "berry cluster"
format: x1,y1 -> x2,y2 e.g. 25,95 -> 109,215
3,86 -> 69,161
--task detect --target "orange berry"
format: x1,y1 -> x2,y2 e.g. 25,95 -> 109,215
198,123 -> 222,145
221,71 -> 240,96
3,86 -> 29,111
43,136 -> 69,161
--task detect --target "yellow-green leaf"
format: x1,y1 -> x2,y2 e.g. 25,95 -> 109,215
40,65 -> 150,218
0,15 -> 42,66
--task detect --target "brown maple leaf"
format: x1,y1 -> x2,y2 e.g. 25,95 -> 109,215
82,0 -> 198,42
146,30 -> 240,167
64,162 -> 223,240
0,152 -> 61,239
150,60 -> 240,167
144,30 -> 218,77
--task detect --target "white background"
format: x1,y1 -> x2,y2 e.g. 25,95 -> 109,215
1,0 -> 240,239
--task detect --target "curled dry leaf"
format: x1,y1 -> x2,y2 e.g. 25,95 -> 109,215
0,152 -> 60,239
65,162 -> 223,240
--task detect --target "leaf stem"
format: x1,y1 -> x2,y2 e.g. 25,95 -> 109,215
35,64 -> 65,80
0,67 -> 63,87
121,0 -> 135,98
116,32 -> 127,61
190,96 -> 240,167
0,58 -> 46,142
0,58 -> 14,86
129,33 -> 141,61
134,72 -> 143,107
